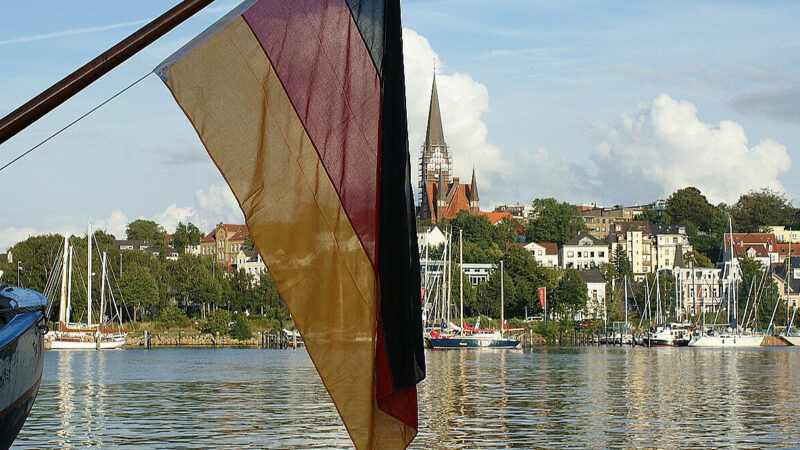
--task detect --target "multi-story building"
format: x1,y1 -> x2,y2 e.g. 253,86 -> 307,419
560,232 -> 609,270
235,249 -> 268,278
609,221 -> 653,280
651,224 -> 692,271
522,242 -> 559,267
768,226 -> 800,243
723,233 -> 778,267
581,204 -> 647,239
199,222 -> 250,267
675,267 -> 724,315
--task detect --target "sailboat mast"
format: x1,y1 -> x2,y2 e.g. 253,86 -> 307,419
100,251 -> 107,327
459,230 -> 464,334
66,245 -> 74,324
624,275 -> 628,325
87,221 -> 93,327
500,260 -> 505,337
58,233 -> 69,325
656,272 -> 661,323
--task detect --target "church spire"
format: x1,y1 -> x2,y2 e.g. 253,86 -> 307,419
425,73 -> 446,148
469,167 -> 479,202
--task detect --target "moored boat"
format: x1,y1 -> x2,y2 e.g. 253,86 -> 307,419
0,285 -> 47,449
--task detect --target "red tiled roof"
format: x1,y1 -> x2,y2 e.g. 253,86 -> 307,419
478,211 -> 512,225
777,243 -> 800,257
201,223 -> 250,244
536,242 -> 558,255
724,233 -> 776,247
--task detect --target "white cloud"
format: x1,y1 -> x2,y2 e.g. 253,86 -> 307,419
592,94 -> 791,204
94,211 -> 129,239
403,28 -> 510,205
195,183 -> 243,225
156,204 -> 197,233
0,227 -> 37,252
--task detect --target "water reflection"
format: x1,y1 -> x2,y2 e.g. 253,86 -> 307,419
14,347 -> 800,448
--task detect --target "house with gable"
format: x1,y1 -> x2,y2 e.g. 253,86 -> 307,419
560,232 -> 609,270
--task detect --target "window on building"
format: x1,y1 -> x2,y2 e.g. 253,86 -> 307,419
599,251 -> 605,257
567,251 -> 574,257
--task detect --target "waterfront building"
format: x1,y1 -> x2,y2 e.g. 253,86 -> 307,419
0,251 -> 12,264
610,221 -> 653,281
114,239 -> 178,260
417,76 -> 480,222
578,269 -> 606,319
560,232 -> 609,270
772,255 -> 800,310
420,258 -> 493,286
675,267 -> 723,315
199,222 -> 250,267
522,242 -> 559,267
651,224 -> 692,272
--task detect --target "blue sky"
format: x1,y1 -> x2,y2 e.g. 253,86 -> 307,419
1,1 -> 799,249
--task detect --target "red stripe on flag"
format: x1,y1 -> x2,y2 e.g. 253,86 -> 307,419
243,0 -> 382,267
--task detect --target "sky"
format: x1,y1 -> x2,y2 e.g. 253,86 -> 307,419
1,1 -> 799,251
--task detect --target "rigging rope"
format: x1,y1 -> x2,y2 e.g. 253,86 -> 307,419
0,72 -> 151,173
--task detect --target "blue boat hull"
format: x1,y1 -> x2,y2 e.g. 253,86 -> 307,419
427,336 -> 521,349
0,287 -> 46,449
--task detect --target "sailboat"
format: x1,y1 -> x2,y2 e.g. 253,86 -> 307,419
427,231 -> 521,349
45,223 -> 128,350
689,218 -> 764,347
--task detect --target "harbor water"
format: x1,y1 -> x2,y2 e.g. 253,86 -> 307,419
14,346 -> 800,448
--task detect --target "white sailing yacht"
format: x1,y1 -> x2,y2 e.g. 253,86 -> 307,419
46,223 -> 128,350
688,218 -> 763,347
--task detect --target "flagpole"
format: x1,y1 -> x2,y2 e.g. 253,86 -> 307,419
0,0 -> 215,145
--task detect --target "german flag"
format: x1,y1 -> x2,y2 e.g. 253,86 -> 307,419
155,0 -> 425,448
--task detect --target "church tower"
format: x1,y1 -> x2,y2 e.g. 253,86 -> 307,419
418,74 -> 451,207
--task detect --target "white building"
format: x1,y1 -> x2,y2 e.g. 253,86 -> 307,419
675,267 -> 724,315
651,224 -> 692,272
420,258 -> 493,287
522,242 -> 558,267
494,203 -> 535,221
235,249 -> 268,278
578,269 -> 606,319
560,232 -> 609,270
417,226 -> 447,254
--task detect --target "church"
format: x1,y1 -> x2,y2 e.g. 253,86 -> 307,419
416,75 -> 480,222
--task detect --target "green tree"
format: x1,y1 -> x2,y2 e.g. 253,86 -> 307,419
634,209 -> 671,225
451,210 -> 494,248
230,314 -> 253,340
610,245 -> 633,282
202,309 -> 232,335
682,250 -> 714,268
553,269 -> 587,317
475,266 -> 515,319
0,234 -> 64,293
492,217 -> 520,246
256,271 -> 287,320
171,222 -> 203,252
731,188 -> 795,232
242,235 -> 256,251
665,187 -> 719,232
126,219 -> 166,242
118,264 -> 160,318
525,198 -> 586,245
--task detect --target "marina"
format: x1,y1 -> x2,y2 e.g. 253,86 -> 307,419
14,346 -> 800,448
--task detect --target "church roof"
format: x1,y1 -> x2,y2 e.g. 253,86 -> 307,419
425,74 -> 446,148
469,168 -> 479,202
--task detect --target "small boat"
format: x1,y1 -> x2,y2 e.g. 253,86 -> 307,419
642,323 -> 692,347
283,328 -> 304,347
0,285 -> 47,448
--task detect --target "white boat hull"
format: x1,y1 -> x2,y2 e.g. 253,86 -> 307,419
46,331 -> 126,350
782,336 -> 800,346
688,334 -> 763,347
